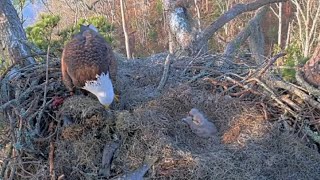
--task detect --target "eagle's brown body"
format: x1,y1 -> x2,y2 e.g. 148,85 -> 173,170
61,25 -> 117,93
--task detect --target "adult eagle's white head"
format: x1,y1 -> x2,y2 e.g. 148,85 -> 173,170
61,24 -> 117,106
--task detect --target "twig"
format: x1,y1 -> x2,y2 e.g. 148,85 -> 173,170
204,77 -> 229,90
100,141 -> 120,177
58,175 -> 65,180
260,102 -> 269,120
188,61 -> 214,83
49,122 -> 55,180
265,77 -> 320,110
174,65 -> 223,75
248,78 -> 297,117
181,48 -> 207,75
280,95 -> 302,111
256,52 -> 287,78
0,83 -> 45,112
0,63 -> 17,81
35,42 -> 51,135
225,76 -> 260,95
8,154 -> 17,180
157,54 -> 172,91
0,143 -> 13,178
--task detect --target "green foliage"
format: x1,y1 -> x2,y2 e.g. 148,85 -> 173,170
155,0 -> 163,15
59,16 -> 115,45
12,0 -> 27,9
25,14 -> 60,51
26,15 -> 115,57
274,42 -> 307,82
148,28 -> 157,41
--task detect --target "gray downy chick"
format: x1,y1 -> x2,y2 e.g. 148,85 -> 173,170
182,108 -> 218,138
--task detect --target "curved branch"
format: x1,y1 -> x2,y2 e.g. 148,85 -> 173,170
197,0 -> 288,47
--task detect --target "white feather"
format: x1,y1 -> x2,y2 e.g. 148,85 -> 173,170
82,72 -> 115,106
88,24 -> 99,32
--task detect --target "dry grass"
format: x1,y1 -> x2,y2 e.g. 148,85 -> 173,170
0,54 -> 320,179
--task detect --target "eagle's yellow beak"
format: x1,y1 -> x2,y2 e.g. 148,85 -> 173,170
104,105 -> 109,109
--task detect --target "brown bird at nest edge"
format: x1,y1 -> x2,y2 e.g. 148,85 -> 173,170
52,24 -> 118,109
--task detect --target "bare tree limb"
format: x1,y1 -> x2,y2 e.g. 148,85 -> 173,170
257,52 -> 286,78
194,0 -> 288,52
264,77 -> 320,110
224,7 -> 268,59
248,77 -> 297,117
157,54 -> 172,91
295,67 -> 320,97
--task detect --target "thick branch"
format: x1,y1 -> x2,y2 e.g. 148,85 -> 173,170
265,77 -> 320,110
197,0 -> 287,49
224,7 -> 268,58
157,54 -> 172,91
296,68 -> 320,97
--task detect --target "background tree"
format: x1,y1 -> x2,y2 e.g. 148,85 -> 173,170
291,0 -> 320,58
0,0 -> 35,67
120,0 -> 131,59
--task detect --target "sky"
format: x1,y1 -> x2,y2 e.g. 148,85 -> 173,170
22,1 -> 44,27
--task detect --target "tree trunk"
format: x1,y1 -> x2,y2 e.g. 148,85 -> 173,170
0,0 -> 35,66
163,0 -> 195,55
277,2 -> 282,46
303,43 -> 320,87
120,0 -> 131,59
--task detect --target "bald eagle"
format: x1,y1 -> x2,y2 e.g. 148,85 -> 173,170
61,24 -> 117,106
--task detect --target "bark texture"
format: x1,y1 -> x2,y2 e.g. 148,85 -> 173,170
193,0 -> 288,54
303,44 -> 320,87
224,6 -> 267,64
164,0 -> 194,54
0,0 -> 35,66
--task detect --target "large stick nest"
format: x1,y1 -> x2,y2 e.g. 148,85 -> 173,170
1,53 -> 320,179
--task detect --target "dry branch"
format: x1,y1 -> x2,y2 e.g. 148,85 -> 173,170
257,52 -> 287,78
157,54 -> 172,91
0,83 -> 45,111
49,122 -> 56,180
265,77 -> 320,110
195,0 -> 288,52
225,76 -> 260,96
100,141 -> 120,177
280,95 -> 302,111
296,69 -> 320,97
224,7 -> 268,59
248,78 -> 297,117
0,143 -> 13,178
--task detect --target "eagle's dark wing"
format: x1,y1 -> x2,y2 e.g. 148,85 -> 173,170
61,29 -> 117,91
